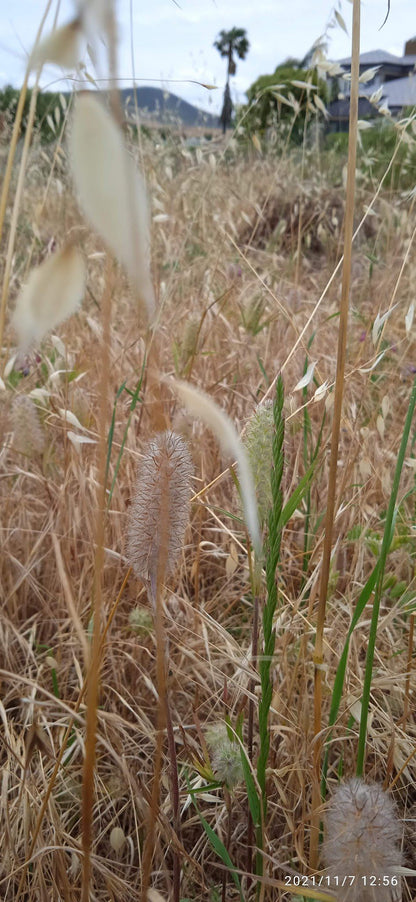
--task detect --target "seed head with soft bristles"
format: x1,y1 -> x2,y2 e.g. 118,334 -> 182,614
11,395 -> 45,457
243,399 -> 274,528
205,723 -> 243,789
127,431 -> 193,592
322,778 -> 402,902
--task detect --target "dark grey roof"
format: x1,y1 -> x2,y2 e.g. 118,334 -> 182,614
338,49 -> 416,67
378,74 -> 416,108
327,97 -> 377,120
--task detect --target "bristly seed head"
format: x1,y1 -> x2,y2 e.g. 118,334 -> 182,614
322,777 -> 402,902
11,395 -> 45,457
205,723 -> 243,789
243,399 -> 274,529
127,431 -> 193,590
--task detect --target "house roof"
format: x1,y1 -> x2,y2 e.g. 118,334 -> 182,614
338,49 -> 416,68
327,97 -> 377,121
378,74 -> 416,108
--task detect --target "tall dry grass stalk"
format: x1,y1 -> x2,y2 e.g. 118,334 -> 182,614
127,431 -> 193,902
310,0 -> 361,869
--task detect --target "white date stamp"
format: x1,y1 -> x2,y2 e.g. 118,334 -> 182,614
284,874 -> 399,888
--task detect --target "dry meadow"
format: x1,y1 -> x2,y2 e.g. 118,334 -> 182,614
1,11 -> 416,901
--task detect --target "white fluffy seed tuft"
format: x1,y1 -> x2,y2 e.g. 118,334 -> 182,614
12,244 -> 86,349
322,778 -> 402,902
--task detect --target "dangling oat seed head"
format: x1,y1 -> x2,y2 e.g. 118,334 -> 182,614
69,93 -> 155,322
12,244 -> 86,349
127,431 -> 193,593
322,777 -> 402,901
77,0 -> 112,32
29,19 -> 83,72
170,379 -> 262,556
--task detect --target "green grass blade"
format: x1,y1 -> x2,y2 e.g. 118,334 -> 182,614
240,746 -> 261,829
106,357 -> 146,506
105,379 -> 126,493
192,800 -> 244,902
356,374 -> 416,775
279,458 -> 316,528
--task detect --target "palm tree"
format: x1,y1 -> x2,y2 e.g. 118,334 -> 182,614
214,27 -> 250,133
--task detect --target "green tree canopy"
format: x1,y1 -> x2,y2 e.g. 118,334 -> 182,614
243,61 -> 328,142
214,27 -> 250,78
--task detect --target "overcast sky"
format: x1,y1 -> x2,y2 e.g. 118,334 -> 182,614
1,0 -> 415,114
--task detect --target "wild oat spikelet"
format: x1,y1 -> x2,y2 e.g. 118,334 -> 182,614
127,431 -> 193,594
170,380 -> 262,556
29,18 -> 83,72
69,93 -> 155,322
322,778 -> 402,902
11,395 -> 45,457
243,400 -> 274,529
12,243 -> 86,349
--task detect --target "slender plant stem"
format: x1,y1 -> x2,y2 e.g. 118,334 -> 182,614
310,0 -> 361,870
140,460 -> 170,901
166,695 -> 181,902
81,263 -> 113,902
256,376 -> 285,878
402,613 -> 415,729
247,590 -> 259,883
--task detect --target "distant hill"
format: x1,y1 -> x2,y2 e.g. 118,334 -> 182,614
119,86 -> 218,129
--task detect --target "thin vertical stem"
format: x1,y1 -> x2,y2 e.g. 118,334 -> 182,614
402,613 -> 415,729
81,263 -> 112,901
310,0 -> 361,870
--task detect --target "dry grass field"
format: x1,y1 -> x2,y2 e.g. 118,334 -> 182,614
1,4 -> 416,901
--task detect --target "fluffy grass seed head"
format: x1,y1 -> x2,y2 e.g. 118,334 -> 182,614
127,431 -> 193,592
205,723 -> 243,789
243,399 -> 274,529
12,243 -> 86,350
322,778 -> 402,901
11,395 -> 45,457
128,605 -> 154,637
69,93 -> 155,322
